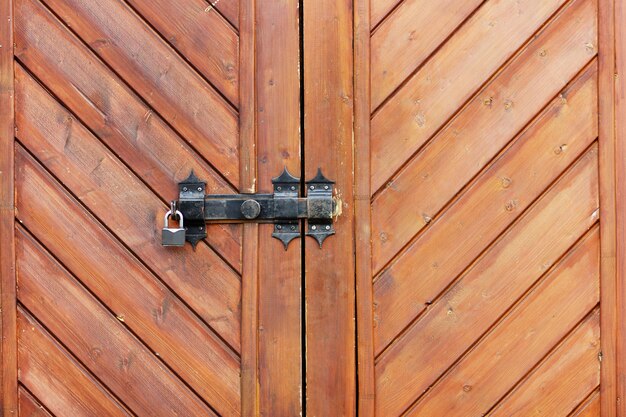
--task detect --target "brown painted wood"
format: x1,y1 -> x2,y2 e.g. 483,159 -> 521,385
13,0 -> 242,270
40,0 -> 240,186
18,387 -> 54,417
124,0 -> 239,105
374,63 -> 598,352
0,0 -> 16,412
255,1 -> 302,415
488,311 -> 600,417
14,68 -> 242,352
354,0 -> 375,415
371,0 -> 597,272
405,230 -> 599,417
15,229 -> 218,416
17,311 -> 132,417
598,0 -> 619,415
15,153 -> 241,415
371,0 -> 483,109
376,147 -> 600,416
303,0 -> 356,415
210,0 -> 239,30
371,0 -> 569,193
570,391 -> 601,417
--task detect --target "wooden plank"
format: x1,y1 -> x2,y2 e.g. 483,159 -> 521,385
14,68 -> 242,351
371,0 -> 483,109
16,225 -> 223,416
371,0 -> 598,270
208,0 -> 239,31
489,311 -> 600,417
374,65 -> 598,352
17,311 -> 132,417
15,153 -> 241,416
370,0 -> 401,30
38,0 -> 240,185
124,0 -> 239,105
371,0 -> 569,191
13,0 -> 242,269
303,0 -> 356,415
404,228 -> 600,417
0,0 -> 16,411
598,0 -> 618,415
18,387 -> 54,417
238,0 -> 258,414
255,1 -> 302,415
376,147 -> 600,416
613,0 -> 626,415
570,391 -> 601,417
354,0 -> 375,414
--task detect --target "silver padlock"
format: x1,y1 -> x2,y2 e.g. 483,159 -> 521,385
162,210 -> 186,247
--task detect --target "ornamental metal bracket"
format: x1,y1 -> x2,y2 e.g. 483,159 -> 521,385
164,167 -> 336,249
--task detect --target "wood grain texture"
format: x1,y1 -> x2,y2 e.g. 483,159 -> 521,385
0,0 -> 16,411
208,0 -> 238,30
376,148 -> 600,416
304,0 -> 356,415
15,227 -> 220,417
405,228 -> 599,417
124,0 -> 239,105
371,0 -> 598,271
371,0 -> 569,192
17,311 -> 132,417
613,0 -> 626,415
374,64 -> 599,352
255,1 -> 302,415
18,387 -> 54,417
370,0 -> 483,109
14,69 -> 242,352
40,0 -> 240,185
598,0 -> 619,415
489,311 -> 600,417
354,0 -> 375,414
569,391 -> 601,417
370,0 -> 401,29
15,151 -> 241,416
13,0 -> 242,270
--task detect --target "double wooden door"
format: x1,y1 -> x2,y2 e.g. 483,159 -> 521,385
0,0 -> 624,416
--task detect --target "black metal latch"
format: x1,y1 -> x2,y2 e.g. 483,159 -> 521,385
162,168 -> 336,249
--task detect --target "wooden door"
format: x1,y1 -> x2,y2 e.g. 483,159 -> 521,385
354,0 -> 626,416
0,0 -> 308,415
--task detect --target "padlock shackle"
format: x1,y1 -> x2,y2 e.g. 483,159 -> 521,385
164,210 -> 184,228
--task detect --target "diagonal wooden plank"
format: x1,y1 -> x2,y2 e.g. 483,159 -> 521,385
15,154 -> 241,416
13,0 -> 242,269
18,387 -> 54,417
373,64 -> 598,352
371,0 -> 483,109
371,0 -> 402,30
403,232 -> 599,417
371,0 -> 573,192
31,0 -> 240,185
375,147 -> 599,416
18,311 -> 133,417
15,71 -> 242,350
489,311 -> 600,417
17,268 -> 219,416
124,0 -> 239,105
206,0 -> 238,30
569,390 -> 600,417
371,0 -> 597,270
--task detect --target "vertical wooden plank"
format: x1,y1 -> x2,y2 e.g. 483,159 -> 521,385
354,0 -> 375,415
615,0 -> 626,414
0,0 -> 16,412
598,0 -> 618,416
239,0 -> 259,414
304,0 -> 356,415
256,1 -> 302,416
